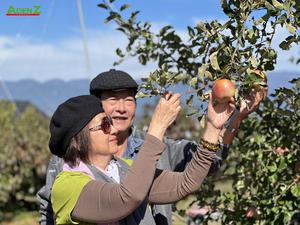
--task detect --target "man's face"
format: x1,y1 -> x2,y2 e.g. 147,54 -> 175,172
100,90 -> 136,133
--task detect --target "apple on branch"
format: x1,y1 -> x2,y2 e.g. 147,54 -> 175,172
212,78 -> 236,103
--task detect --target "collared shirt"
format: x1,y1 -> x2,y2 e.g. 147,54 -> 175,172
122,130 -> 144,159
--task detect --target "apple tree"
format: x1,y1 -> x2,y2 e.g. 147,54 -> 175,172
98,0 -> 300,224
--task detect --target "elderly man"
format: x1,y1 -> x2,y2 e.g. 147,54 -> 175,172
37,69 -> 266,225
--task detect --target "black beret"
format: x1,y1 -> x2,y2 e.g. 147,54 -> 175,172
49,95 -> 103,157
90,69 -> 138,96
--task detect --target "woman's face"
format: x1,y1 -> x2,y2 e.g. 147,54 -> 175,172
88,113 -> 119,156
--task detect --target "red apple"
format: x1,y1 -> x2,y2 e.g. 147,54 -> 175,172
274,147 -> 289,156
212,79 -> 235,103
246,207 -> 261,219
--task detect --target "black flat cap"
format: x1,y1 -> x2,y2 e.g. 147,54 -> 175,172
49,95 -> 103,157
90,69 -> 138,96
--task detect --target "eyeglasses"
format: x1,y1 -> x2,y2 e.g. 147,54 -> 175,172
89,116 -> 113,134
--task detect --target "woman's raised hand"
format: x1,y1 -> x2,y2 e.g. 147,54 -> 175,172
207,92 -> 236,130
202,92 -> 236,144
148,93 -> 181,140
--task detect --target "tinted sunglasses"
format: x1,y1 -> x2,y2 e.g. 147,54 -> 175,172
89,116 -> 113,134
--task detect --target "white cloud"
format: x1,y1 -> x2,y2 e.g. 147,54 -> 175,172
0,23 -> 298,82
0,29 -> 157,81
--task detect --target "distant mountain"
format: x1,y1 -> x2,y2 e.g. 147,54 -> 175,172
0,71 -> 298,116
0,99 -> 47,117
0,79 -> 90,115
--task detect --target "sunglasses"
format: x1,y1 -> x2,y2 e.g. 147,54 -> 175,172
89,116 -> 113,134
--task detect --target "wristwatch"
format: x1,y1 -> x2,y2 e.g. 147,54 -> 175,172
224,108 -> 240,133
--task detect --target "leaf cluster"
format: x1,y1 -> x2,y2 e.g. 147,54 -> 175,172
99,0 -> 299,105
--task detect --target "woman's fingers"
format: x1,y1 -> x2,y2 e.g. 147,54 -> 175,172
163,92 -> 181,103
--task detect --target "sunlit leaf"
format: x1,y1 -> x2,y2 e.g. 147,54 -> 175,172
286,23 -> 296,34
272,0 -> 284,9
209,51 -> 220,71
291,183 -> 300,197
189,77 -> 198,88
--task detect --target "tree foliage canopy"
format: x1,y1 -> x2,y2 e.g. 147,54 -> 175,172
99,0 -> 299,90
0,101 -> 50,217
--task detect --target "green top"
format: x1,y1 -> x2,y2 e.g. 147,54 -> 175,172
51,171 -> 92,225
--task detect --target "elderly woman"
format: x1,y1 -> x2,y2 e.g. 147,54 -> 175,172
50,93 -> 234,225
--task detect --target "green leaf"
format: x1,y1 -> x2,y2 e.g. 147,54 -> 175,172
279,41 -> 291,50
278,158 -> 287,170
267,162 -> 277,172
286,23 -> 296,34
199,115 -> 206,130
196,22 -> 206,32
120,4 -> 130,11
272,0 -> 284,9
291,183 -> 300,197
116,27 -> 126,33
174,73 -> 188,82
162,63 -> 168,72
97,3 -> 108,9
189,77 -> 198,88
104,14 -> 118,24
159,25 -> 173,36
158,74 -> 167,86
250,56 -> 258,67
138,55 -> 147,65
198,64 -> 208,83
188,26 -> 195,38
135,92 -> 154,99
204,71 -> 213,80
186,95 -> 194,107
265,1 -> 276,11
269,49 -> 277,59
116,48 -> 124,57
254,18 -> 265,25
149,71 -> 158,81
236,180 -> 245,190
186,108 -> 199,116
210,51 -> 220,71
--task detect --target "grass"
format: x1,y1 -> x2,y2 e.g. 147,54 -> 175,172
1,211 -> 39,225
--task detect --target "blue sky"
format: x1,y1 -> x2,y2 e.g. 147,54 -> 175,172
0,0 -> 298,81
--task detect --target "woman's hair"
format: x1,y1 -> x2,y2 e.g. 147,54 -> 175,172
63,125 -> 91,168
